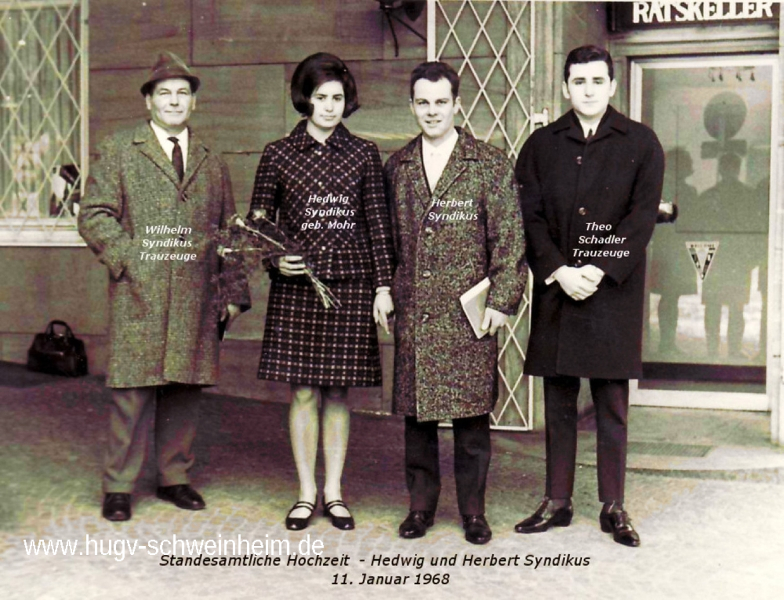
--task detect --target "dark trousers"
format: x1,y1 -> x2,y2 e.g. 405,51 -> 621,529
103,385 -> 201,493
544,376 -> 629,503
404,413 -> 491,516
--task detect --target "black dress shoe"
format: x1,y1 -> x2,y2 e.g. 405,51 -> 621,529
285,500 -> 316,531
514,498 -> 573,533
398,510 -> 435,539
323,499 -> 355,530
600,504 -> 641,547
462,514 -> 492,545
156,485 -> 206,510
102,493 -> 132,522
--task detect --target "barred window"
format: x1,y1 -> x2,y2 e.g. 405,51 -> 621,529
429,0 -> 535,431
0,0 -> 87,246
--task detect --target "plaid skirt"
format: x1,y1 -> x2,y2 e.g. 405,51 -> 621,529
258,275 -> 382,387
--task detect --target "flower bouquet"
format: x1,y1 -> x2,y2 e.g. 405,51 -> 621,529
215,213 -> 340,309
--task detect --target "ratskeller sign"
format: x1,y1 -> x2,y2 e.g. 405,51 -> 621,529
608,1 -> 779,31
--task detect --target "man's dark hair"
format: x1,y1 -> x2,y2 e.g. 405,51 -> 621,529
563,45 -> 614,82
409,61 -> 460,100
290,52 -> 360,118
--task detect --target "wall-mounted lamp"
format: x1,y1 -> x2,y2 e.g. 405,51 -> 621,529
375,0 -> 426,57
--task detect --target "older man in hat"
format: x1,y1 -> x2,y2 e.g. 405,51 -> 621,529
79,52 -> 250,522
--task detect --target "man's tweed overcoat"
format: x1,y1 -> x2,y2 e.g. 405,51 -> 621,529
79,123 -> 250,388
385,130 -> 527,422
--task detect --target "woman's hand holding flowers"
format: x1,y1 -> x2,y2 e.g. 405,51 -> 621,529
277,255 -> 307,277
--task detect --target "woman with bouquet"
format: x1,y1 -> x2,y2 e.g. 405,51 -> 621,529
247,53 -> 395,531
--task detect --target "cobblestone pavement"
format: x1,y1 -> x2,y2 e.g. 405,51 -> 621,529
1,367 -> 782,599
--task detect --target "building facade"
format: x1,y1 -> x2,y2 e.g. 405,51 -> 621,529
0,1 -> 781,443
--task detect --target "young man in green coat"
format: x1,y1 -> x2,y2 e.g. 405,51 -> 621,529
79,52 -> 250,522
385,62 -> 526,545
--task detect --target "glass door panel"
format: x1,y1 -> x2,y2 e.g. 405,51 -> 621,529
631,56 -> 777,407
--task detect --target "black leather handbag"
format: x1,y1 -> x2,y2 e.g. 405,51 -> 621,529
27,320 -> 89,377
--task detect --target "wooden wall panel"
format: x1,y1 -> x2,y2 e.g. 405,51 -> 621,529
223,153 -> 263,217
0,248 -> 108,335
379,3 -> 429,61
90,0 -> 191,70
192,0 -> 385,65
89,69 -> 150,146
191,65 -> 287,153
209,340 -> 289,402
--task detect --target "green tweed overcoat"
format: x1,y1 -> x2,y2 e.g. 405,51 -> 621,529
79,123 -> 250,388
385,130 -> 527,422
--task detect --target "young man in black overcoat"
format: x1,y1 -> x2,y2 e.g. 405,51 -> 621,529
514,45 -> 664,547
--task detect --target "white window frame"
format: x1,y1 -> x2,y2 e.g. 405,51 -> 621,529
0,0 -> 88,247
629,55 -> 779,413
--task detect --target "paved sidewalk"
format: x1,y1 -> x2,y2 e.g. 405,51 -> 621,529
0,365 -> 782,599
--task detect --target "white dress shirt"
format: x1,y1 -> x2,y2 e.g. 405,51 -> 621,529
149,121 -> 189,172
422,128 -> 459,193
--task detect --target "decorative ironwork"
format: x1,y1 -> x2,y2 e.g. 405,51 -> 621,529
428,0 -> 535,430
0,0 -> 87,246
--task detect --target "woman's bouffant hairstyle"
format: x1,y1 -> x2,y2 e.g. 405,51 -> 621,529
290,53 -> 360,118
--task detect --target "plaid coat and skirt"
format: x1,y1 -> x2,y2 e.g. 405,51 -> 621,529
249,121 -> 395,387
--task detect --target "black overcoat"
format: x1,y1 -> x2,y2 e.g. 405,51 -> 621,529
515,107 -> 664,379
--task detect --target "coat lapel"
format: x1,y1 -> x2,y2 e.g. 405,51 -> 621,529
133,123 -> 181,186
399,137 -> 432,222
183,130 -> 209,190
430,132 -> 472,201
576,108 -> 628,205
590,106 -> 627,144
401,130 -> 478,224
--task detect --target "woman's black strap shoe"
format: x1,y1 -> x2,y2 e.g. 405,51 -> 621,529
323,499 -> 355,530
285,500 -> 316,531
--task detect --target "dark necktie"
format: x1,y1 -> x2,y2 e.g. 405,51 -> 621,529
586,129 -> 594,142
168,136 -> 184,181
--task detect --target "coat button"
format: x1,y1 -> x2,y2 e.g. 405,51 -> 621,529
422,313 -> 430,323
422,269 -> 432,278
575,259 -> 583,267
578,207 -> 587,216
576,156 -> 582,165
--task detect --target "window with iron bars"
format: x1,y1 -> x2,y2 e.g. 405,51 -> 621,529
428,0 -> 535,431
0,0 -> 87,246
